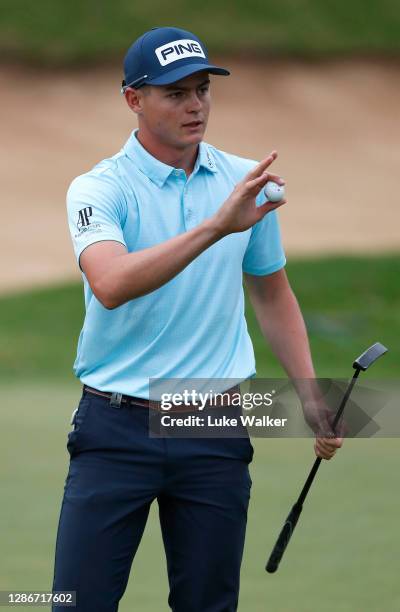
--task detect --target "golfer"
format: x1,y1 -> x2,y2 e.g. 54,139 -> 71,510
52,26 -> 342,612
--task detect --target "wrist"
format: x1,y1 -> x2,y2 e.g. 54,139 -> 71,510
293,377 -> 320,406
203,215 -> 227,241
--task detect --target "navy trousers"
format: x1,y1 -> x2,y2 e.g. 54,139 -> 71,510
52,390 -> 253,611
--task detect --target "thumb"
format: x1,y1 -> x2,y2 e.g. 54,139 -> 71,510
256,199 -> 286,219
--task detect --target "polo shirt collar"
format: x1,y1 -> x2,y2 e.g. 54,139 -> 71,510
123,129 -> 217,187
196,141 -> 218,175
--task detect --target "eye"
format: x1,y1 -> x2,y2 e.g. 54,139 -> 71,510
168,91 -> 183,99
199,86 -> 209,95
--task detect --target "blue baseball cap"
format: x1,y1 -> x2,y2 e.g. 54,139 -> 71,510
122,26 -> 230,91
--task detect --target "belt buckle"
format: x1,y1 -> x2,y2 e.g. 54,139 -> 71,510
110,392 -> 123,409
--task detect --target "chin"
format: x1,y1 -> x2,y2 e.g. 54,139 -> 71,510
187,134 -> 203,145
181,131 -> 205,146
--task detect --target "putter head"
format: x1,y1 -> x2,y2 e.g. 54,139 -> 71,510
353,342 -> 388,371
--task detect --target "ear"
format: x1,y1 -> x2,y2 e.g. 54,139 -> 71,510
124,88 -> 145,114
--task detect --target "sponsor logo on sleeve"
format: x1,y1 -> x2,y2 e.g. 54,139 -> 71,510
77,207 -> 93,229
155,39 -> 206,66
75,206 -> 102,238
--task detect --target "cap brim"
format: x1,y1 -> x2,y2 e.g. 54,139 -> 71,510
147,63 -> 230,86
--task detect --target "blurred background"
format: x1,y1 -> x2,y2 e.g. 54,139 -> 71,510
1,1 -> 399,610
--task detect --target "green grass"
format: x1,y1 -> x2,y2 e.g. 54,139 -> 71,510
0,283 -> 84,384
0,383 -> 399,611
1,0 -> 400,65
0,254 -> 398,384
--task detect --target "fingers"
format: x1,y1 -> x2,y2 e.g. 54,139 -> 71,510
242,154 -> 284,196
255,199 -> 286,220
244,151 -> 278,182
333,417 -> 348,438
265,173 -> 285,186
314,442 -> 336,460
246,171 -> 283,193
314,437 -> 343,460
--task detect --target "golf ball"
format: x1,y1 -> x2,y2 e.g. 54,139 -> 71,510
264,181 -> 285,203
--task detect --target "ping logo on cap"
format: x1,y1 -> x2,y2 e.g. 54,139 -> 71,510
155,39 -> 206,66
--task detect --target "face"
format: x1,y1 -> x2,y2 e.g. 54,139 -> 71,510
126,71 -> 211,150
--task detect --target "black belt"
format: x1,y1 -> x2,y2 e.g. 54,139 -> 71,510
83,384 -> 241,412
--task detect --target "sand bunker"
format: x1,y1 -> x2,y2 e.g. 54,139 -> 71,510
1,59 -> 399,294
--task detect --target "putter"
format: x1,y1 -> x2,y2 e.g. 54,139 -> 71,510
266,342 -> 388,574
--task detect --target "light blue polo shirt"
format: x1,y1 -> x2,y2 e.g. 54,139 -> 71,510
67,130 -> 286,397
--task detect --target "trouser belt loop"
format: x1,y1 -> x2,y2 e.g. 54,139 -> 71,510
110,392 -> 123,409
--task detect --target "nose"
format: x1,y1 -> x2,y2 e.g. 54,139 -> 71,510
187,91 -> 202,113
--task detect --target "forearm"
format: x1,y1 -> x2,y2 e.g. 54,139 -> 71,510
253,284 -> 326,407
250,280 -> 342,452
87,153 -> 285,309
253,285 -> 338,431
256,284 -> 315,378
95,218 -> 222,308
257,287 -> 345,441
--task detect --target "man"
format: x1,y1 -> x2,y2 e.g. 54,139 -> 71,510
52,26 -> 342,611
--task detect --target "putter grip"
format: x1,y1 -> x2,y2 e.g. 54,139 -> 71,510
266,503 -> 303,573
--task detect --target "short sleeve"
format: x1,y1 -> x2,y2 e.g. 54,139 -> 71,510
67,171 -> 127,268
242,208 -> 286,276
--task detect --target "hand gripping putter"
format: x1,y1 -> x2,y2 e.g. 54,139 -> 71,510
266,342 -> 388,574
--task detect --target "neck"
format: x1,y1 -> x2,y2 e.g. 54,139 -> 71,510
136,128 -> 199,176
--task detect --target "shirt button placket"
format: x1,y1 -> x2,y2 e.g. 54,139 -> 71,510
183,184 -> 195,230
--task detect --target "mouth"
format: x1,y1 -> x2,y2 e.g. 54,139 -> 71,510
182,121 -> 203,129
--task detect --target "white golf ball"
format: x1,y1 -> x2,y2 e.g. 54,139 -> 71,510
264,181 -> 285,203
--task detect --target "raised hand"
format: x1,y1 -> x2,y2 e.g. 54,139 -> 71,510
212,151 -> 286,237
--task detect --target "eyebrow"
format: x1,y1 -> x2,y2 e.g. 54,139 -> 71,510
164,79 -> 210,92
